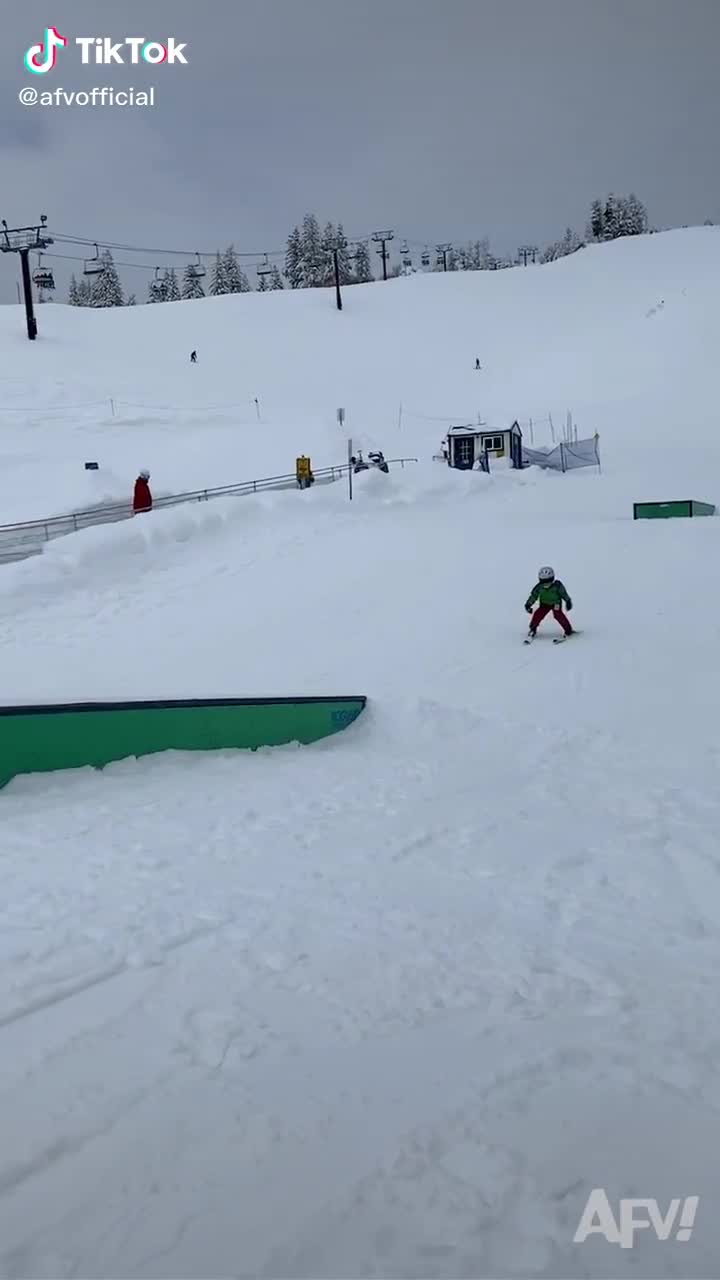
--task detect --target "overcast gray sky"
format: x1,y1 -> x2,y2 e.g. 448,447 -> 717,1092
1,0 -> 719,301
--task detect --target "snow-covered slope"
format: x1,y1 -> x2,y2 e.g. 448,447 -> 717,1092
1,226 -> 718,521
1,231 -> 720,1280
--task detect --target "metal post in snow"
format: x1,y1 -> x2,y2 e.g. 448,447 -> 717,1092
255,398 -> 261,422
397,402 -> 403,431
333,248 -> 343,312
110,398 -> 115,417
348,437 -> 353,501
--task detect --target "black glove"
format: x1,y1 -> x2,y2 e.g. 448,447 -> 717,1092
565,599 -> 573,611
525,603 -> 533,614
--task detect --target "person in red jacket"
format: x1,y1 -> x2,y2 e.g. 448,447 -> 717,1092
133,469 -> 152,513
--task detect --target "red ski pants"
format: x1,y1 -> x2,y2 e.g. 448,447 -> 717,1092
529,604 -> 572,635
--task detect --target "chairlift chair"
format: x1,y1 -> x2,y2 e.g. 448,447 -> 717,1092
187,252 -> 205,280
83,243 -> 105,276
32,253 -> 55,289
421,248 -> 430,267
149,266 -> 165,300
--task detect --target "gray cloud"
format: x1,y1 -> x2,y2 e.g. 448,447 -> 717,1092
1,0 -> 719,302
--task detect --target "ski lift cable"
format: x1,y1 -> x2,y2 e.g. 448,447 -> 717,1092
42,227 -> 467,277
51,228 -> 425,261
43,250 -> 261,276
52,233 -> 290,260
43,250 -> 167,272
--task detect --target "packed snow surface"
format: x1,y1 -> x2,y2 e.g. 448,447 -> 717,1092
1,229 -> 720,1279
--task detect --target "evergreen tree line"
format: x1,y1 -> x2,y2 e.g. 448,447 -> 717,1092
588,193 -> 648,243
284,214 -> 373,287
66,192 -> 651,307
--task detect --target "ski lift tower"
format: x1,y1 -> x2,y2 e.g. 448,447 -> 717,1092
371,230 -> 394,281
0,215 -> 54,339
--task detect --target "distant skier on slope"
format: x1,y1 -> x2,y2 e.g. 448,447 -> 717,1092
524,566 -> 574,640
133,469 -> 152,514
190,350 -> 197,363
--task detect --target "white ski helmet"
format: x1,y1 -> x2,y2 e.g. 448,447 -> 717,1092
139,469 -> 150,480
538,566 -> 555,581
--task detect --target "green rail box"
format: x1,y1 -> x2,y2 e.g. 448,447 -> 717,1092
633,500 -> 716,520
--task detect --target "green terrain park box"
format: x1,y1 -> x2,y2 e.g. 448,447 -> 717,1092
633,500 -> 716,520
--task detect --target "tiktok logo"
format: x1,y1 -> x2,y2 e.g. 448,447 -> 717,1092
24,27 -> 67,74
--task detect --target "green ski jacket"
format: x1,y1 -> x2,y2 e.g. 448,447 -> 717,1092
525,579 -> 572,609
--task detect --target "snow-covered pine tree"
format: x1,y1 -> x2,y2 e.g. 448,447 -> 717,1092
543,227 -> 583,262
210,250 -> 228,296
455,239 -> 493,271
126,294 -> 137,305
268,264 -> 284,290
77,278 -> 93,306
319,221 -> 337,286
182,263 -> 206,299
164,268 -> 181,302
454,242 -> 476,271
68,275 -> 81,305
589,198 -> 605,241
560,226 -> 582,255
90,250 -> 124,307
335,223 -> 353,284
352,240 -> 373,283
300,213 -> 323,287
622,193 -> 649,236
603,194 -> 620,241
285,226 -> 303,288
223,246 -> 252,293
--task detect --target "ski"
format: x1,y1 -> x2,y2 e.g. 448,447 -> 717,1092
524,630 -> 580,645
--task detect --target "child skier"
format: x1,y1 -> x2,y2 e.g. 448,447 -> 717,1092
524,566 -> 574,640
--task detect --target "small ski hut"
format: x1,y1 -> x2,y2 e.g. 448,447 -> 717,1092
446,425 -> 487,470
446,421 -> 523,470
479,420 -> 523,467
